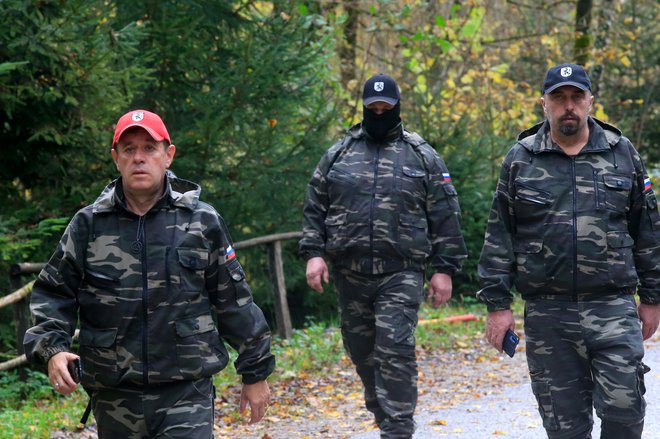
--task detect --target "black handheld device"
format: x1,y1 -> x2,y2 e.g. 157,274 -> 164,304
502,329 -> 520,358
68,358 -> 82,383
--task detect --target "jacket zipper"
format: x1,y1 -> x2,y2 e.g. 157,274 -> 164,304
571,158 -> 578,296
369,146 -> 380,271
138,215 -> 149,385
593,170 -> 600,209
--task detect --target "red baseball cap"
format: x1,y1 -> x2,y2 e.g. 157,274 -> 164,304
113,109 -> 171,146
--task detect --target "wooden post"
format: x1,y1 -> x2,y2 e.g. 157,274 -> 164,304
266,241 -> 293,339
9,265 -> 33,380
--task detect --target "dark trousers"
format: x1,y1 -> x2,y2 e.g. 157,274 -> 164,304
89,377 -> 215,439
334,268 -> 424,439
524,295 -> 647,439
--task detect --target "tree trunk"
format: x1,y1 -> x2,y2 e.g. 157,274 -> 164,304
339,1 -> 359,91
574,0 -> 593,66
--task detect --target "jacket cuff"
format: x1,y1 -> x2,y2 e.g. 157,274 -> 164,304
39,346 -> 68,364
241,357 -> 276,384
302,250 -> 325,261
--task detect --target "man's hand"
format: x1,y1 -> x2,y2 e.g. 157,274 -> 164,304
306,257 -> 329,293
239,380 -> 271,424
47,351 -> 80,396
427,273 -> 452,307
638,303 -> 660,340
485,309 -> 515,353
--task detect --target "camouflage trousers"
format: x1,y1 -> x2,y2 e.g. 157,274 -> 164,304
88,377 -> 215,439
524,294 -> 647,439
333,267 -> 423,439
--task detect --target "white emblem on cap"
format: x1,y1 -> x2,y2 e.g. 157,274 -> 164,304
132,111 -> 144,122
374,82 -> 384,92
560,67 -> 573,77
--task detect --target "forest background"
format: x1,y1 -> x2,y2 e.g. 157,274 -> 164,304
1,0 -> 658,352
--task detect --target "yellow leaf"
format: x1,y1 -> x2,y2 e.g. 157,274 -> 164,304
620,55 -> 631,67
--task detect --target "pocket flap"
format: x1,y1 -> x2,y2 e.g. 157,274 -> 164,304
604,174 -> 632,190
78,328 -> 118,347
177,248 -> 209,270
175,314 -> 215,338
515,183 -> 553,205
443,184 -> 458,196
227,259 -> 245,282
400,213 -> 426,228
402,166 -> 425,178
607,231 -> 634,248
513,239 -> 543,254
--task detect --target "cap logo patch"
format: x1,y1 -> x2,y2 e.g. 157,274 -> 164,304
131,111 -> 144,122
560,67 -> 573,77
374,82 -> 384,92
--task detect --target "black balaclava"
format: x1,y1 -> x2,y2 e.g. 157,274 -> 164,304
362,102 -> 401,142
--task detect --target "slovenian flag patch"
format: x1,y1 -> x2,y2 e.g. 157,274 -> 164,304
644,177 -> 652,191
442,172 -> 452,182
226,245 -> 236,260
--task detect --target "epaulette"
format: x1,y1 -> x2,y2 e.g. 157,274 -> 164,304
402,130 -> 427,147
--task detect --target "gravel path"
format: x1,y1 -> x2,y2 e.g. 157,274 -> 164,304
353,335 -> 660,439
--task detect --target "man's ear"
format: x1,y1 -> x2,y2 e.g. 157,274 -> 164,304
166,144 -> 176,167
111,148 -> 119,168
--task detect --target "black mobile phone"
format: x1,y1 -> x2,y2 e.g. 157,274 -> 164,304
502,329 -> 520,358
68,358 -> 82,383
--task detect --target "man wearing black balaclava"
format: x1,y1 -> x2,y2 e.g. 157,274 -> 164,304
300,74 -> 467,438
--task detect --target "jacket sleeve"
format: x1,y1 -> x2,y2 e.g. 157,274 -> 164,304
627,141 -> 660,305
23,216 -> 84,364
208,214 -> 275,384
419,144 -> 467,276
299,146 -> 338,260
476,149 -> 517,311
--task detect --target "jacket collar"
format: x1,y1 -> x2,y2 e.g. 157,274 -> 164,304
93,175 -> 201,214
517,117 -> 622,154
349,122 -> 404,143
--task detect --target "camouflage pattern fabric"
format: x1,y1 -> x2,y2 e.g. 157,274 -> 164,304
525,295 -> 647,439
90,377 -> 214,438
300,123 -> 467,276
478,117 -> 660,310
334,267 -> 423,439
24,175 -> 275,391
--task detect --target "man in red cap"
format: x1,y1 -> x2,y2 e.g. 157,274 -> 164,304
24,109 -> 276,437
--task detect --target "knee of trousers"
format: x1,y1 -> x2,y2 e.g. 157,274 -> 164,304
374,343 -> 416,366
595,362 -> 647,424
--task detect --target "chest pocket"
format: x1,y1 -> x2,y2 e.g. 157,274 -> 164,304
177,248 -> 209,293
395,165 -> 426,202
603,174 -> 632,212
646,192 -> 660,231
514,182 -> 554,223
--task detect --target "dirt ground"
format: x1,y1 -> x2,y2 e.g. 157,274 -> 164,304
53,333 -> 529,439
214,334 -> 529,439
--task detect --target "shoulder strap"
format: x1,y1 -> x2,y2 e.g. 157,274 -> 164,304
323,134 -> 356,176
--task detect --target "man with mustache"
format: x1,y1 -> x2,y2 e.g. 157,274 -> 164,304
477,63 -> 660,438
300,74 -> 467,438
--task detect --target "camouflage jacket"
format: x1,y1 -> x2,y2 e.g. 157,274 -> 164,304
477,117 -> 660,311
24,176 -> 275,389
299,123 -> 467,275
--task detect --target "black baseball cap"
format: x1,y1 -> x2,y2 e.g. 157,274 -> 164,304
542,63 -> 592,94
363,74 -> 400,106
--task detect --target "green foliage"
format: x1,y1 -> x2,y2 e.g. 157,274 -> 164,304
0,372 -> 89,438
0,0 -> 151,219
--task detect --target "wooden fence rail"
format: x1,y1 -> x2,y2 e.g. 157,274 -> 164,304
0,232 -> 302,373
